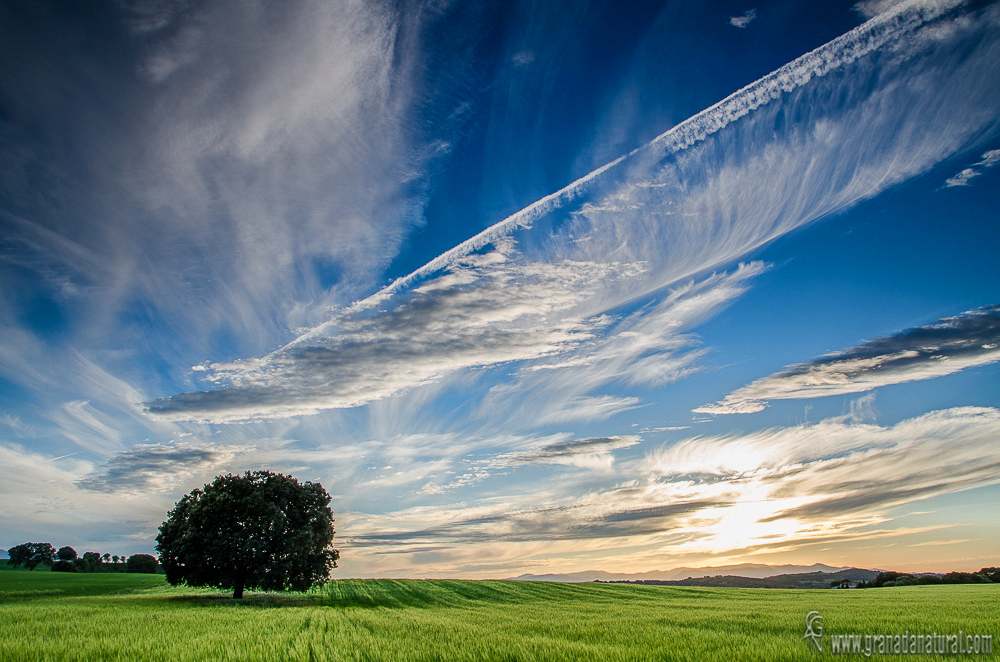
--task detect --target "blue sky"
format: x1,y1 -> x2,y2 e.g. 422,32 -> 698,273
1,0 -> 998,578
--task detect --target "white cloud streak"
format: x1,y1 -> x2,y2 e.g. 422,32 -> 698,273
493,435 -> 641,469
945,148 -> 1000,186
417,434 -> 641,495
696,305 -> 1000,414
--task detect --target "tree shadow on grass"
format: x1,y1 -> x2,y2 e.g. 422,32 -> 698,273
161,592 -> 319,608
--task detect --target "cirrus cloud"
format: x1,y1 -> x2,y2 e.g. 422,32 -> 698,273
695,305 -> 1000,414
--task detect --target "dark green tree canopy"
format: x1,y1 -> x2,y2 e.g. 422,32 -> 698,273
7,542 -> 55,570
56,546 -> 78,561
126,554 -> 159,574
7,544 -> 30,568
80,551 -> 103,571
156,471 -> 339,598
980,567 -> 1000,583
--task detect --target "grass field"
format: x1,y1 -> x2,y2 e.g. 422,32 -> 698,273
0,569 -> 996,661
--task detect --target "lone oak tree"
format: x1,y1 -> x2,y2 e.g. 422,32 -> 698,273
156,471 -> 339,598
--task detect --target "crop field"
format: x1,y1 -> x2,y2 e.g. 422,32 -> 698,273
0,570 -> 996,661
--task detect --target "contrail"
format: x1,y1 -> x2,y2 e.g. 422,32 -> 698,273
289,0 -> 962,347
41,452 -> 81,463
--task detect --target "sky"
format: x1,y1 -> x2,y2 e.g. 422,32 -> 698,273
1,0 -> 998,578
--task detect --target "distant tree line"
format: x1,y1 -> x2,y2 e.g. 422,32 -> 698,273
6,543 -> 158,574
842,567 -> 1000,588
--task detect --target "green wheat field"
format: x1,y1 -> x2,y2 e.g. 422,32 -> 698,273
1,567 -> 996,661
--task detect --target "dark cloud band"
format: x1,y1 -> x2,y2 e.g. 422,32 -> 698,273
696,305 -> 1000,414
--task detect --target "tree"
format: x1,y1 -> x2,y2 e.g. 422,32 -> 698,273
7,544 -> 30,568
7,543 -> 55,570
869,571 -> 912,588
80,551 -> 102,572
102,553 -> 111,565
26,542 -> 55,570
156,471 -> 339,598
978,567 -> 1000,583
126,554 -> 159,574
57,546 -> 78,561
112,555 -> 120,565
942,571 -> 988,584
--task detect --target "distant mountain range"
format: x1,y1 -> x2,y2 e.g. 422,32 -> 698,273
510,563 -> 857,583
0,549 -> 7,560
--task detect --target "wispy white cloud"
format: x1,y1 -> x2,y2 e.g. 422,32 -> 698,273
537,396 -> 645,425
76,440 -> 247,495
0,327 -> 173,459
148,0 -> 1000,424
854,0 -> 911,19
493,435 -> 641,469
944,148 -> 1000,187
52,401 -> 128,457
729,9 -> 758,29
476,263 -> 765,429
147,244 -> 641,421
417,434 -> 641,496
0,0 -> 473,373
696,305 -> 1000,414
944,167 -> 981,187
0,414 -> 35,437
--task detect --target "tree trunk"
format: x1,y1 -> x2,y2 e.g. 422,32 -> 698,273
233,577 -> 244,599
